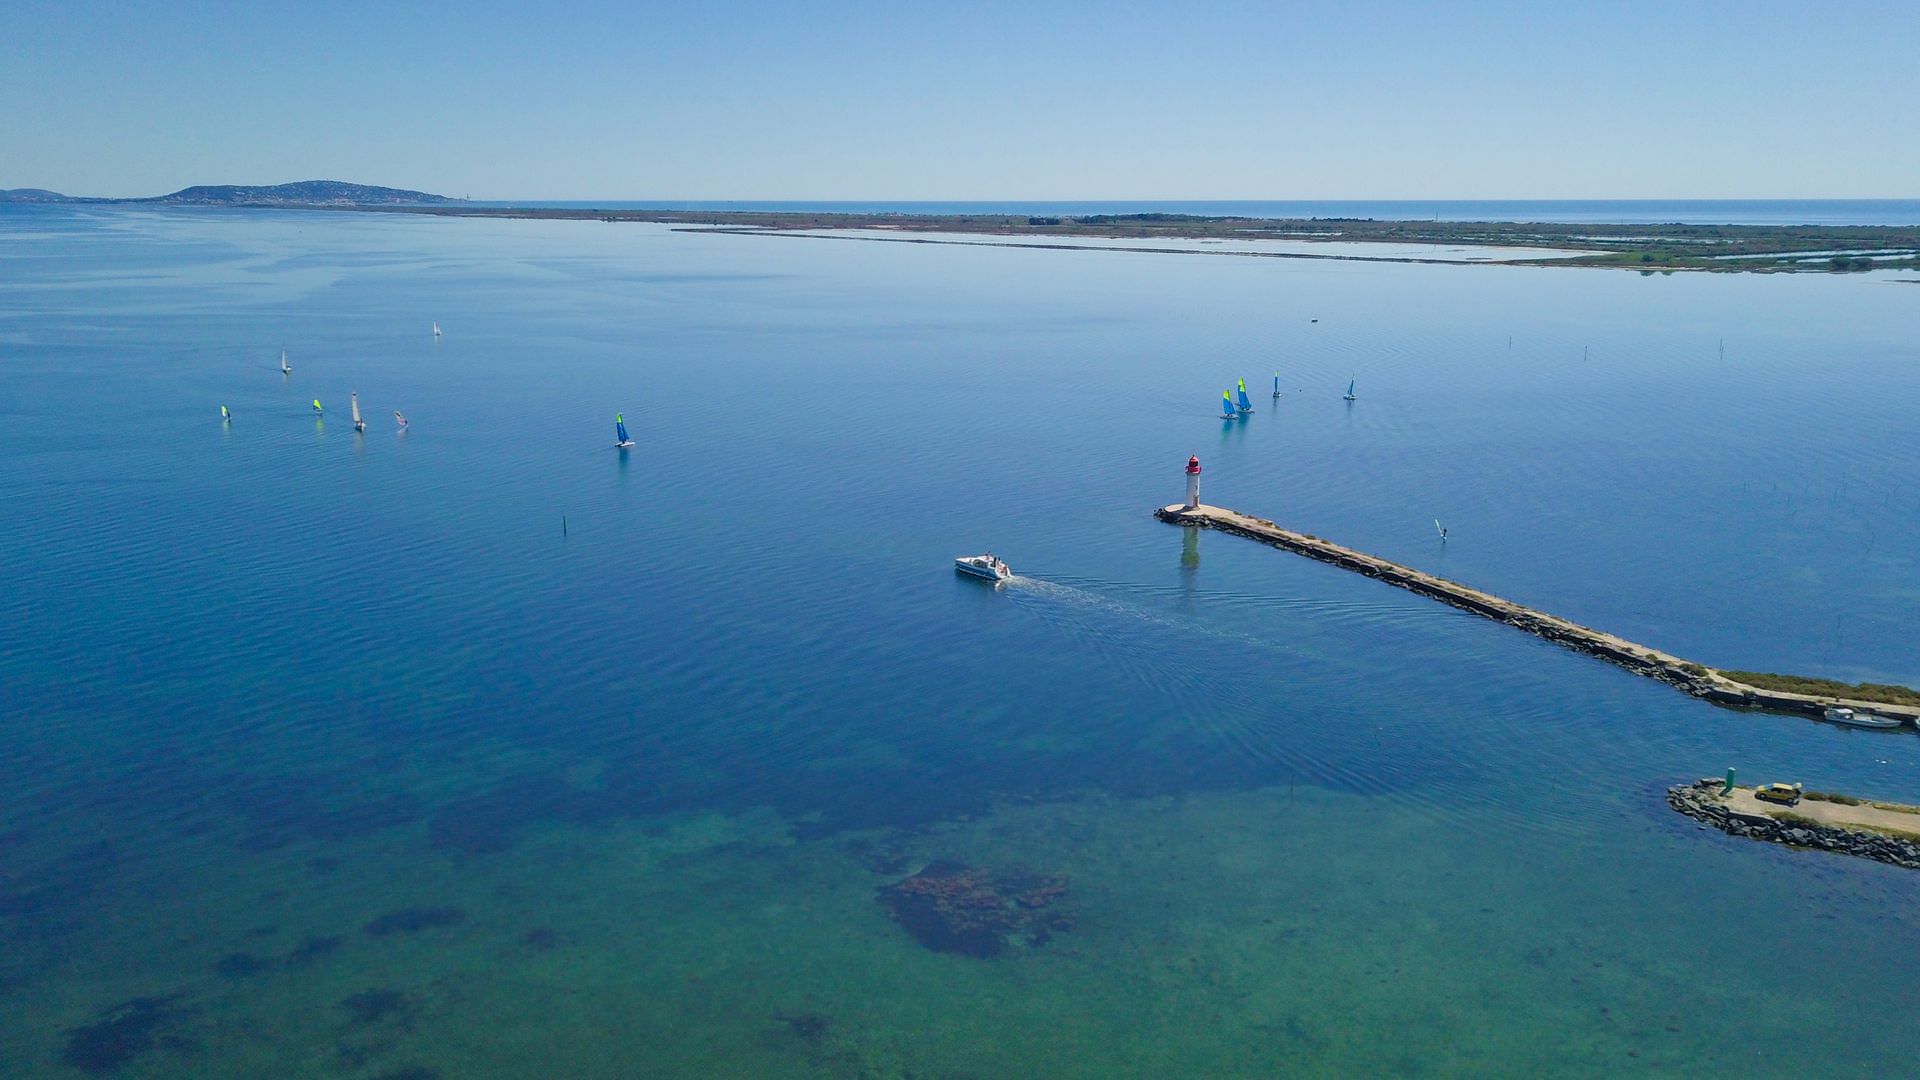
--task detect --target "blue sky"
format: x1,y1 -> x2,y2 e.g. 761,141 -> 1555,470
4,0 -> 1914,199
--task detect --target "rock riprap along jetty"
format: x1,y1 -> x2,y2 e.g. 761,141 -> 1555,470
1155,503 -> 1920,726
1668,780 -> 1920,869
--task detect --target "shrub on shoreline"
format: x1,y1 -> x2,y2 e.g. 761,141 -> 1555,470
1720,670 -> 1920,707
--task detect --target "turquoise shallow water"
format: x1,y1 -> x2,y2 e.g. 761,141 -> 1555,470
2,205 -> 1919,1077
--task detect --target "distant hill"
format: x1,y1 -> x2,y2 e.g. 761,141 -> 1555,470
146,181 -> 457,207
0,188 -> 75,203
2,181 -> 456,207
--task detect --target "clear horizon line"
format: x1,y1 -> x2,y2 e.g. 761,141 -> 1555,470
473,195 -> 1920,202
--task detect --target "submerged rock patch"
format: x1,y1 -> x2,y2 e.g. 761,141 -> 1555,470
877,860 -> 1073,957
339,988 -> 419,1028
364,906 -> 466,936
62,995 -> 188,1074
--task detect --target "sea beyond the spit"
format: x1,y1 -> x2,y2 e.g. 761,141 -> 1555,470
2,204 -> 1918,1078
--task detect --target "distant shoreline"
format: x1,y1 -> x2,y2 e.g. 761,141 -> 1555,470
26,198 -> 1920,273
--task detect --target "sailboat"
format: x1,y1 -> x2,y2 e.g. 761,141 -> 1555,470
1220,391 -> 1237,419
311,398 -> 324,415
1272,372 -> 1281,399
432,321 -> 442,339
1434,519 -> 1448,542
220,404 -> 232,423
1236,378 -> 1255,414
1343,377 -> 1357,402
280,349 -> 291,374
351,392 -> 366,432
394,411 -> 408,430
614,412 -> 635,448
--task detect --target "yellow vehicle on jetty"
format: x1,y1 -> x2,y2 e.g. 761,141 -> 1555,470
1754,782 -> 1804,807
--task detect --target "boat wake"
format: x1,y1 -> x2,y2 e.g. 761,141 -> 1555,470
997,573 -> 1625,835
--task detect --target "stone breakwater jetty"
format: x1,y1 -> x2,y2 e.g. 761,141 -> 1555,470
1668,780 -> 1920,869
1154,503 -> 1920,726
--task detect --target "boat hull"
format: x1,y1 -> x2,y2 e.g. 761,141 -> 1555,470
954,556 -> 1010,582
1823,708 -> 1905,729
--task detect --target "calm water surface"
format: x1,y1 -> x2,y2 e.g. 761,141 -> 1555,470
2,205 -> 1918,1077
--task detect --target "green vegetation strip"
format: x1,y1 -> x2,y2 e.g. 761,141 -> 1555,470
333,205 -> 1920,274
1719,671 -> 1920,708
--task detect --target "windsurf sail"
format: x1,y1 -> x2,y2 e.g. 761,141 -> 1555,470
220,404 -> 231,422
311,398 -> 323,414
1344,378 -> 1356,400
280,349 -> 291,373
615,413 -> 631,444
1236,379 -> 1253,413
432,321 -> 442,337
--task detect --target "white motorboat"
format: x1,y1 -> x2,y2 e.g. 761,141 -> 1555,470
1822,706 -> 1904,730
955,553 -> 1011,582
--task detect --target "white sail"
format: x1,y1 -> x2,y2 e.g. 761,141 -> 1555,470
351,392 -> 364,429
432,321 -> 441,337
280,349 -> 291,373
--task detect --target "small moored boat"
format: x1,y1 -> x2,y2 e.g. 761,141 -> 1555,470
1822,706 -> 1904,729
955,553 -> 1011,582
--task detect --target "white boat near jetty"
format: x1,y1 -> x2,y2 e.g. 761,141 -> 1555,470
955,553 -> 1010,582
1822,706 -> 1905,730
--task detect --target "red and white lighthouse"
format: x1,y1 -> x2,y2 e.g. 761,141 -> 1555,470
1184,454 -> 1202,510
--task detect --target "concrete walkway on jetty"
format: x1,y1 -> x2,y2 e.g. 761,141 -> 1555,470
1156,503 -> 1920,726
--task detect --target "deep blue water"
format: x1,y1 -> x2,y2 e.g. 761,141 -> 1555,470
471,198 -> 1920,226
2,203 -> 1918,1076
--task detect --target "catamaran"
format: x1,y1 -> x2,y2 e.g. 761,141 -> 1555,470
1220,391 -> 1237,419
280,349 -> 291,374
1343,377 -> 1357,402
615,413 -> 634,448
351,392 -> 366,432
1236,379 -> 1255,414
394,411 -> 408,430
